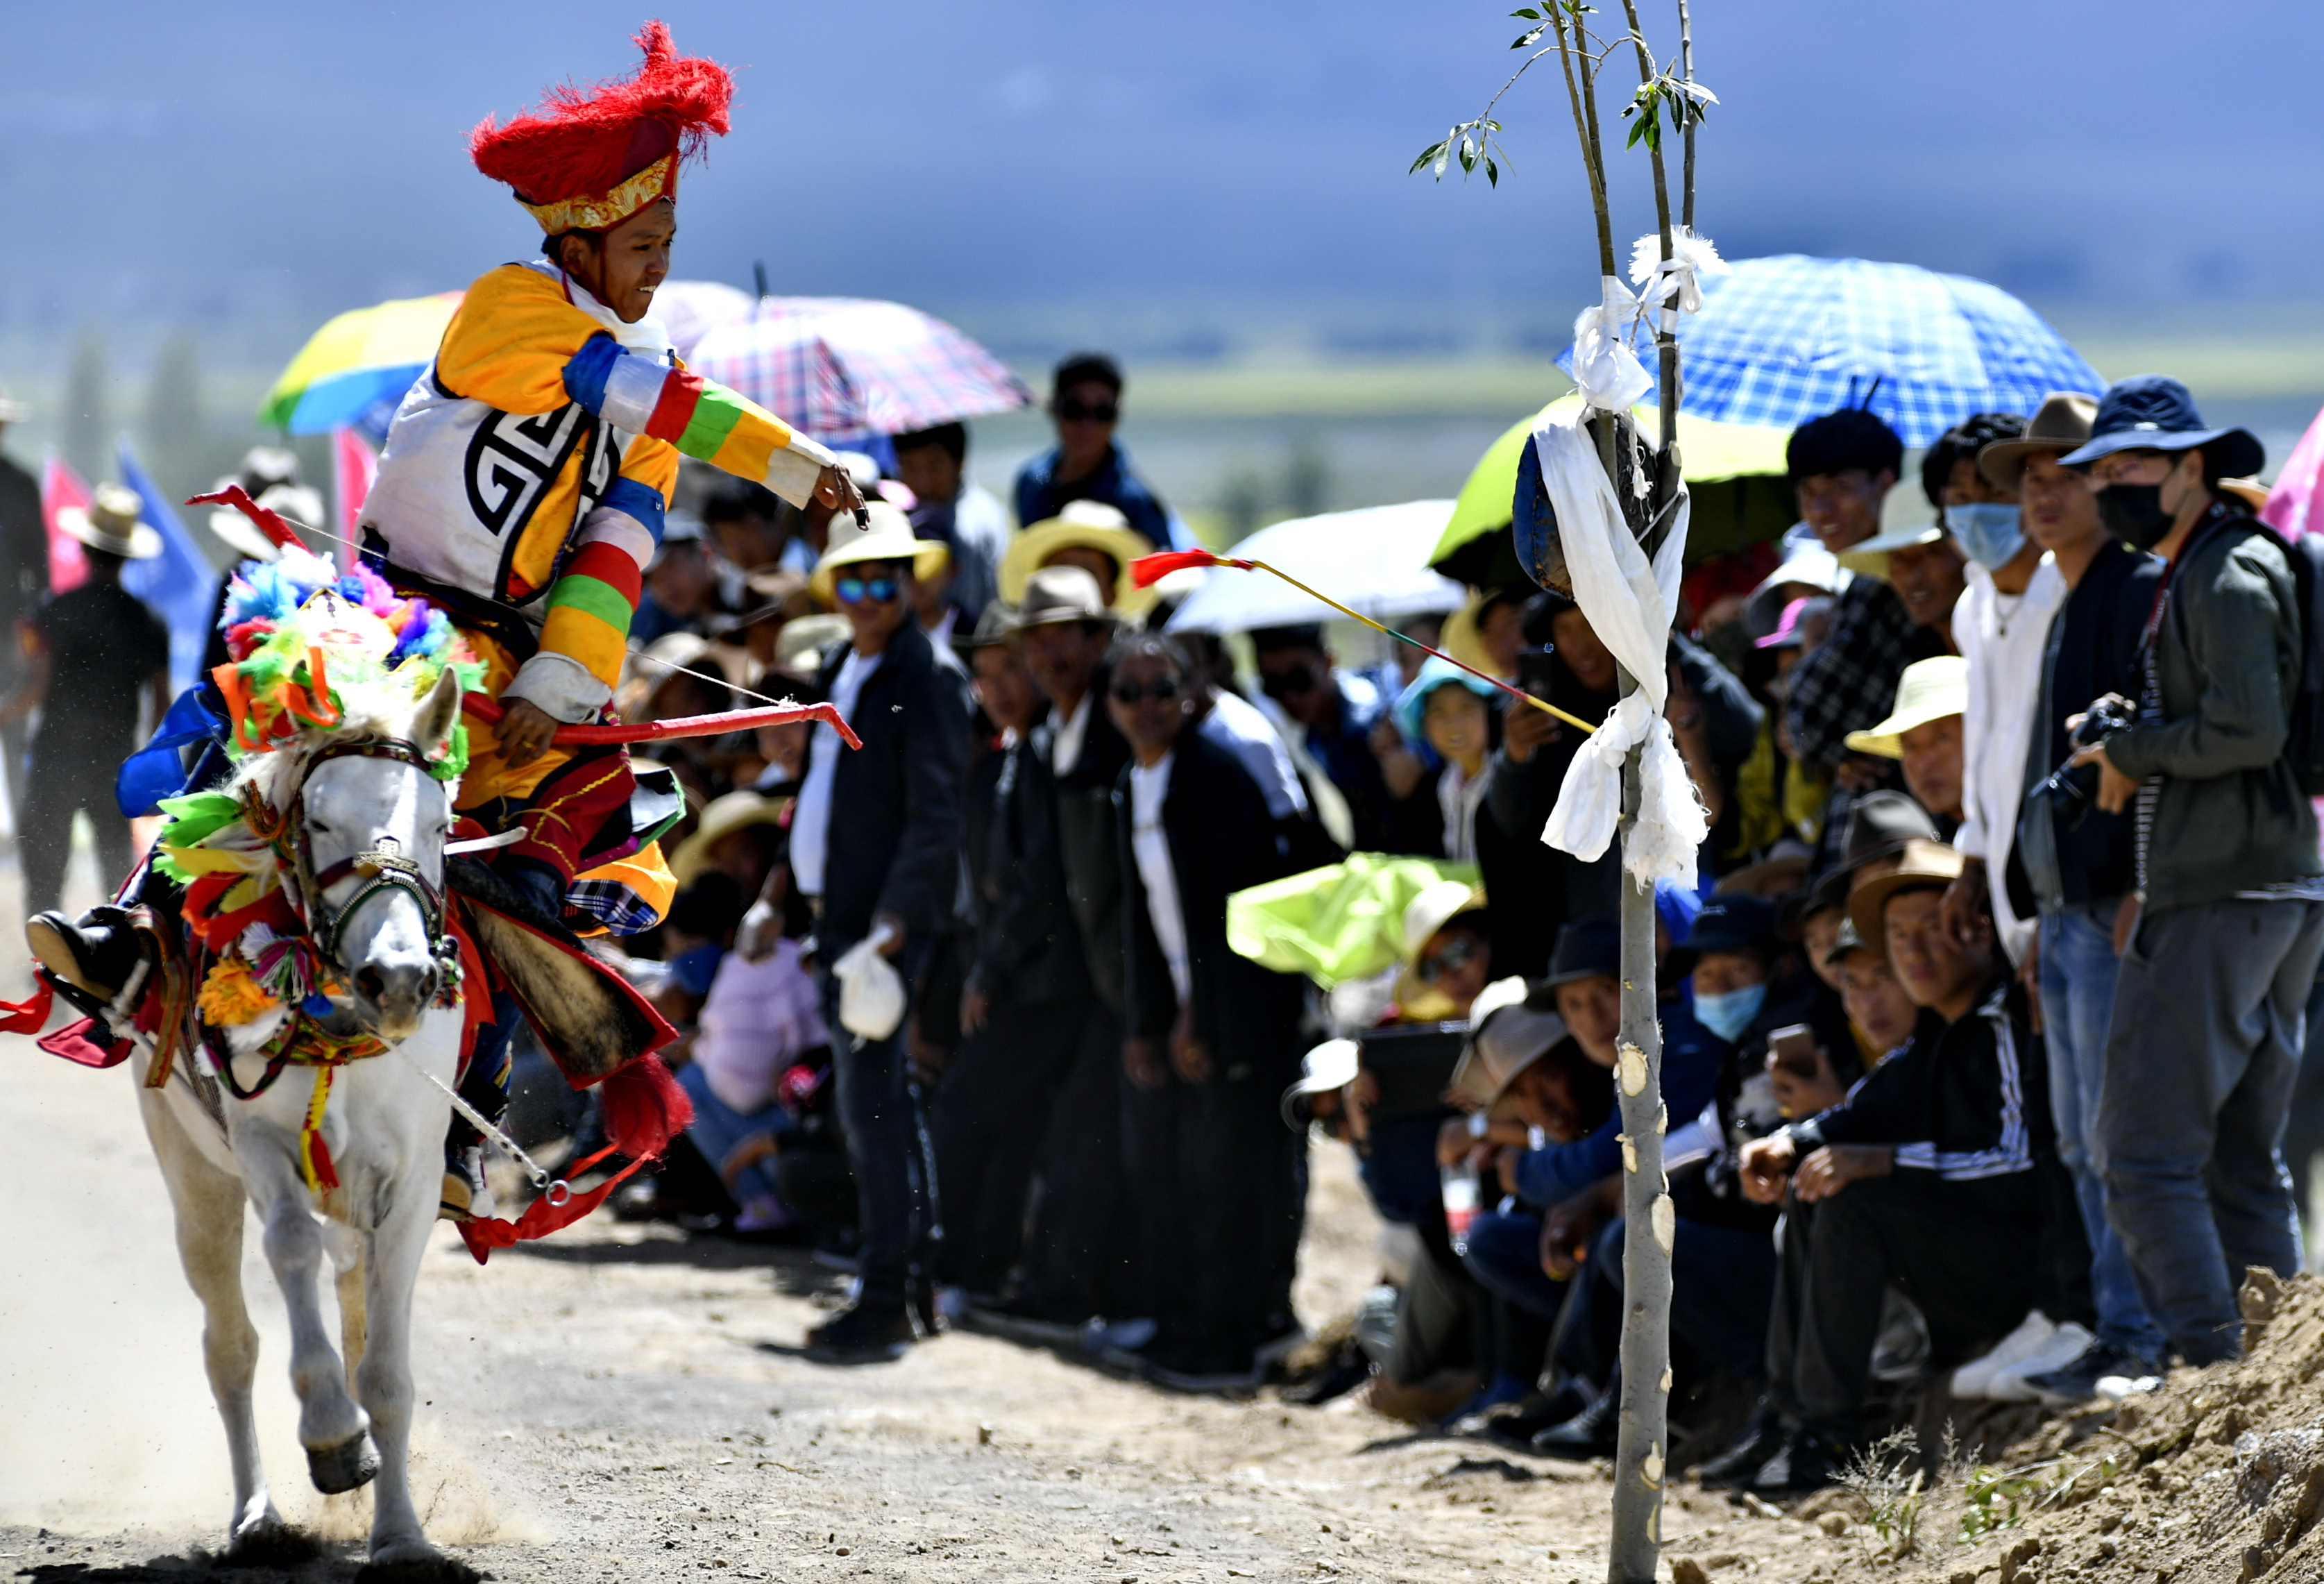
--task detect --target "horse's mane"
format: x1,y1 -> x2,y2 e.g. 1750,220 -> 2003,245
232,677 -> 449,811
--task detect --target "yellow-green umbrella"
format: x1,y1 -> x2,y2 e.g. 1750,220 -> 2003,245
1431,395 -> 1790,570
257,292 -> 463,433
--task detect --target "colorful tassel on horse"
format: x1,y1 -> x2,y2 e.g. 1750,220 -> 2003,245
597,1054 -> 693,1164
299,1066 -> 340,1195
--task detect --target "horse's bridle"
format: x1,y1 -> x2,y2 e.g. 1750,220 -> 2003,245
266,736 -> 460,986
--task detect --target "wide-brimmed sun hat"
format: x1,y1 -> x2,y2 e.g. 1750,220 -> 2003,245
1977,391 -> 2098,491
1448,975 -> 1568,1118
1847,837 -> 1967,954
1836,522 -> 1947,580
58,482 -> 162,559
668,789 -> 787,887
999,499 -> 1156,616
1394,879 -> 1488,1020
2058,376 -> 2264,480
809,500 -> 949,605
1843,656 -> 1968,759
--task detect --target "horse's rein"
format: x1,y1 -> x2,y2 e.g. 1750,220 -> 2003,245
272,737 -> 459,983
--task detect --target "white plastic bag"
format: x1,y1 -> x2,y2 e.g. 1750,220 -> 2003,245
832,921 -> 906,1041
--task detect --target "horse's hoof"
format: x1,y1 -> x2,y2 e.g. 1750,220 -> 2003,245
307,1429 -> 381,1494
226,1517 -> 322,1567
354,1551 -> 482,1584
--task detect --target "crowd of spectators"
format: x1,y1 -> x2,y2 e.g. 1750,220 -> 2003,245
593,355 -> 2324,1483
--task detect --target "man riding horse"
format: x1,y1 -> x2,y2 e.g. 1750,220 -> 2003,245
33,21 -> 863,1215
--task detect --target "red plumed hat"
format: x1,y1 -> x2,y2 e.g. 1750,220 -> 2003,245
470,20 -> 733,234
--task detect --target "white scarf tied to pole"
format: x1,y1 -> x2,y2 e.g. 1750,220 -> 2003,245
1568,276 -> 1654,412
1534,407 -> 1708,886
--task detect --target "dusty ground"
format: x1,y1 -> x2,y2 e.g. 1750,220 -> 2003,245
0,839 -> 1997,1584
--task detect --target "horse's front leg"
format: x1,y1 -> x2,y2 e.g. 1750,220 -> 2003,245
135,1085 -> 286,1554
241,1100 -> 376,1494
353,1143 -> 446,1568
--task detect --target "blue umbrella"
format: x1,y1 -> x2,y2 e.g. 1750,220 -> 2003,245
1561,254 -> 2104,446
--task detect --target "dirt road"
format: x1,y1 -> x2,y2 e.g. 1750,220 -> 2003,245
0,851 -> 1864,1584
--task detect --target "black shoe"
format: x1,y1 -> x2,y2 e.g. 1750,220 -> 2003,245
908,1281 -> 943,1338
1530,1388 -> 1620,1460
1695,1401 -> 1786,1490
1751,1428 -> 1851,1496
804,1301 -> 915,1363
2019,1340 -> 2161,1408
1483,1381 -> 1595,1447
28,906 -> 146,1005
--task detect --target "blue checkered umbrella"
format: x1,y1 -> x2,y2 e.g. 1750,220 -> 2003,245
1560,254 -> 2104,446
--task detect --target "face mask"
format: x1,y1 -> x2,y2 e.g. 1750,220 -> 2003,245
1946,502 -> 2024,570
2097,482 -> 2173,550
1693,981 -> 1768,1043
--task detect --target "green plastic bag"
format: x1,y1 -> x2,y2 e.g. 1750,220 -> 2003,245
1227,853 -> 1482,988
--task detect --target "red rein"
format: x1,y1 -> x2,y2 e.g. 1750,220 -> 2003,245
460,693 -> 862,750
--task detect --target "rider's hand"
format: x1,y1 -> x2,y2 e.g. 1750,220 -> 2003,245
497,698 -> 560,768
814,465 -> 866,516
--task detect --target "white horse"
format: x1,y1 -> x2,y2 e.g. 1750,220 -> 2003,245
126,666 -> 473,1576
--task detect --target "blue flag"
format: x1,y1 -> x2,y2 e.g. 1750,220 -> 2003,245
116,440 -> 221,696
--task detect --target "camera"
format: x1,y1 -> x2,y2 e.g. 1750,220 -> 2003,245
2071,695 -> 2135,750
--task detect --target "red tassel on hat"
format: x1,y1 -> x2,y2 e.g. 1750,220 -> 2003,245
597,1052 -> 693,1164
470,22 -> 733,224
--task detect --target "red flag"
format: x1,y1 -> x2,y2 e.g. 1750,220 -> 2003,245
332,427 -> 378,559
39,452 -> 90,593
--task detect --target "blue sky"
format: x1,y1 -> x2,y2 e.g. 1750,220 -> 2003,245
2,1 -> 2317,354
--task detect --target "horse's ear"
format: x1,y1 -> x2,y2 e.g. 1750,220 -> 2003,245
412,668 -> 464,761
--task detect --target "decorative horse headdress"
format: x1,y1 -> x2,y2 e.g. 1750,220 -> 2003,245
469,20 -> 735,236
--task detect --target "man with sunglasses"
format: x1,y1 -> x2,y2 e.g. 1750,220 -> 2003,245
794,504 -> 974,1360
1010,352 -> 1175,548
1110,633 -> 1309,1389
1250,623 -> 1398,852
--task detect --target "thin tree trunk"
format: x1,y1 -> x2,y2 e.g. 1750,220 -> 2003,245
1678,0 -> 1696,234
1606,741 -> 1674,1584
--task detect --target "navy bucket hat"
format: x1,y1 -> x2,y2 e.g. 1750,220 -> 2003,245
2058,376 -> 2264,480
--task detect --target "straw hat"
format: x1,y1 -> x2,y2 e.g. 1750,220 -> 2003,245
58,482 -> 162,559
774,612 -> 851,675
808,501 -> 949,605
1393,879 -> 1488,1020
999,499 -> 1156,616
1842,656 -> 1968,759
668,789 -> 788,887
1836,522 -> 1946,580
1846,837 -> 1967,953
1448,975 -> 1568,1119
1015,564 -> 1117,628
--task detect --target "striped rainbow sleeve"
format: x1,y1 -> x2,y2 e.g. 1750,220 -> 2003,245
529,472 -> 665,692
563,334 -> 836,506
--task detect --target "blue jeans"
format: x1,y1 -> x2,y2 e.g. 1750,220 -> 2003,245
2099,898 -> 2324,1363
2037,902 -> 2165,1359
820,941 -> 938,1308
677,1061 -> 796,1208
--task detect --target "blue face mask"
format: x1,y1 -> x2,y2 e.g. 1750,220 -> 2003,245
1693,981 -> 1768,1043
1946,502 -> 2025,571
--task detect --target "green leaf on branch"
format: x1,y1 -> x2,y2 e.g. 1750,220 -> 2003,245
1484,155 -> 1499,187
1509,24 -> 1548,47
1409,140 -> 1450,176
1509,6 -> 1542,16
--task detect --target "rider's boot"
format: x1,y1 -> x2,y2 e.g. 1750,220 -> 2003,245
28,904 -> 151,1008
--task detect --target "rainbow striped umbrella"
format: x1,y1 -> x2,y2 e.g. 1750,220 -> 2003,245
258,291 -> 463,436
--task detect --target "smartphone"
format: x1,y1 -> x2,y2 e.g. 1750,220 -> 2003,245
1767,1024 -> 1822,1081
1516,648 -> 1560,701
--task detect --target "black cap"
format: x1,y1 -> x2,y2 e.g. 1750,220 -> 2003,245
1541,918 -> 1622,988
1669,894 -> 1777,975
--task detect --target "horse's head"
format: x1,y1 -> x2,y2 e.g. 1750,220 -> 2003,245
290,667 -> 464,1040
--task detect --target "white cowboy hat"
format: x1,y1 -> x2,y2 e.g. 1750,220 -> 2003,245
808,500 -> 949,605
1448,975 -> 1568,1118
1844,655 -> 1969,759
58,482 -> 162,559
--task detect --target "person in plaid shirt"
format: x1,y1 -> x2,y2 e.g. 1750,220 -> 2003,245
1781,410 -> 1946,777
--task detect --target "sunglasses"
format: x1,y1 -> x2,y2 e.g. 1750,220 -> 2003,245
1417,935 -> 1478,984
834,575 -> 901,607
1111,677 -> 1182,705
1056,398 -> 1120,424
1259,664 -> 1321,700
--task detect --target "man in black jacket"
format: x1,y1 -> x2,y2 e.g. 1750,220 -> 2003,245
932,604 -> 1092,1303
1112,633 -> 1308,1389
1007,565 -> 1142,1328
2064,378 -> 2324,1365
1734,839 -> 2085,1491
791,509 -> 974,1359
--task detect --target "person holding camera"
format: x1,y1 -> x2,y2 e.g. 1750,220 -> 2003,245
2062,378 -> 2324,1367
